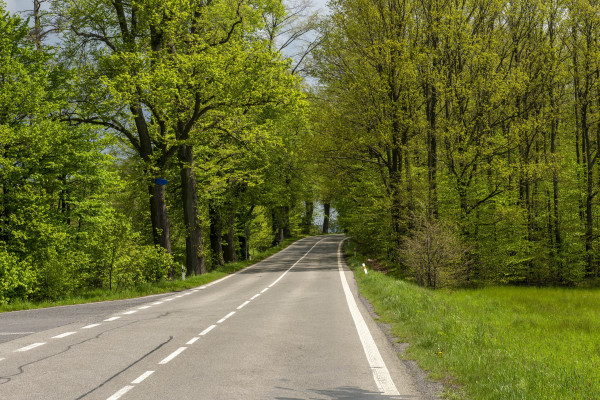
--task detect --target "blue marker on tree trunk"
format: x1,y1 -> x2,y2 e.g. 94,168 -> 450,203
155,178 -> 168,186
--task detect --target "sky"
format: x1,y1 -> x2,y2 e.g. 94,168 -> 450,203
4,0 -> 329,14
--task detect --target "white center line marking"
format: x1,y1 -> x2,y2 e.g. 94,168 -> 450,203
0,357 -> 5,361
52,332 -> 76,339
138,306 -> 151,310
152,301 -> 163,305
131,370 -> 154,384
217,311 -> 235,323
164,298 -> 174,301
186,337 -> 199,345
0,332 -> 35,335
15,343 -> 46,352
200,325 -> 216,336
106,385 -> 134,400
337,239 -> 400,395
268,239 -> 325,288
237,301 -> 250,310
104,316 -> 121,322
260,288 -> 269,293
251,293 -> 260,300
123,310 -> 138,315
175,295 -> 183,298
82,323 -> 101,329
159,347 -> 187,364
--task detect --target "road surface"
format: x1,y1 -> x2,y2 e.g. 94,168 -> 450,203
0,235 -> 426,399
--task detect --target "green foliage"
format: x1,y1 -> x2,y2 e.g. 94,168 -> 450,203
347,249 -> 600,399
310,0 -> 600,286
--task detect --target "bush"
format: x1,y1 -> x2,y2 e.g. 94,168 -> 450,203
0,249 -> 36,304
403,216 -> 472,288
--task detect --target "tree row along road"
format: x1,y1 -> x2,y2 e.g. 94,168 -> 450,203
0,235 -> 422,399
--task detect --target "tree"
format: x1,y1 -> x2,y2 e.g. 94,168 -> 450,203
56,0 -> 297,276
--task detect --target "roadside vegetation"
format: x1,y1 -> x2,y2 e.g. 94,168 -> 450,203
346,246 -> 600,400
0,238 -> 298,313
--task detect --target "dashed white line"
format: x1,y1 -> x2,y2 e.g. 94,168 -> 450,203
104,316 -> 121,322
138,306 -> 151,310
123,310 -> 138,315
82,323 -> 101,329
267,239 -> 324,288
15,343 -> 46,352
260,288 -> 269,293
159,347 -> 187,364
131,370 -> 154,384
52,332 -> 76,339
106,385 -> 134,400
0,357 -> 5,361
237,301 -> 250,310
0,332 -> 35,335
217,311 -> 235,324
152,301 -> 163,305
186,337 -> 199,345
200,325 -> 216,336
199,286 -> 207,289
164,298 -> 174,302
250,294 -> 260,300
175,295 -> 183,298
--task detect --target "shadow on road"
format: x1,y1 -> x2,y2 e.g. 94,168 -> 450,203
275,386 -> 419,400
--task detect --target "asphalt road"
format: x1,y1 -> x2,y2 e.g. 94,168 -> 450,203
0,235 -> 426,399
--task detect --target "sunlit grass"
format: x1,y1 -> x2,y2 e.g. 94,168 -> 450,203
347,251 -> 600,399
0,238 -> 299,313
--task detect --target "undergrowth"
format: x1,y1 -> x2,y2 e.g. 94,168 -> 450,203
0,238 -> 298,313
346,243 -> 600,399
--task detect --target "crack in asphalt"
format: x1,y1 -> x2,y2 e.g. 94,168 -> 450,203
0,321 -> 138,385
0,311 -> 172,386
74,335 -> 173,399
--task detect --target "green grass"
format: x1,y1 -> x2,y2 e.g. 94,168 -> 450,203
346,250 -> 600,399
0,238 -> 299,313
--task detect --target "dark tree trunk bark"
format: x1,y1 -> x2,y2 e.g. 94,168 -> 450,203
238,229 -> 249,261
148,180 -> 172,275
271,206 -> 290,245
209,201 -> 224,268
425,82 -> 438,218
178,144 -> 205,276
302,201 -> 314,234
223,208 -> 237,263
322,203 -> 331,234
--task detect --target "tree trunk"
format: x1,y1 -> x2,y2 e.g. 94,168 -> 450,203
33,0 -> 42,50
209,201 -> 224,268
238,229 -> 249,261
425,82 -> 438,218
223,208 -> 237,263
178,144 -> 205,276
148,180 -> 172,274
302,201 -> 314,234
322,203 -> 331,234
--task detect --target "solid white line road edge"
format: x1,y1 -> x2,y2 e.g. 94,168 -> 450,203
337,239 -> 400,396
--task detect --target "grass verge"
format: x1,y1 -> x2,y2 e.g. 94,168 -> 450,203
345,244 -> 600,399
0,238 -> 299,313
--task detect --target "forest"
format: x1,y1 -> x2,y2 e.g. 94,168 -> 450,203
2,0 -> 600,305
